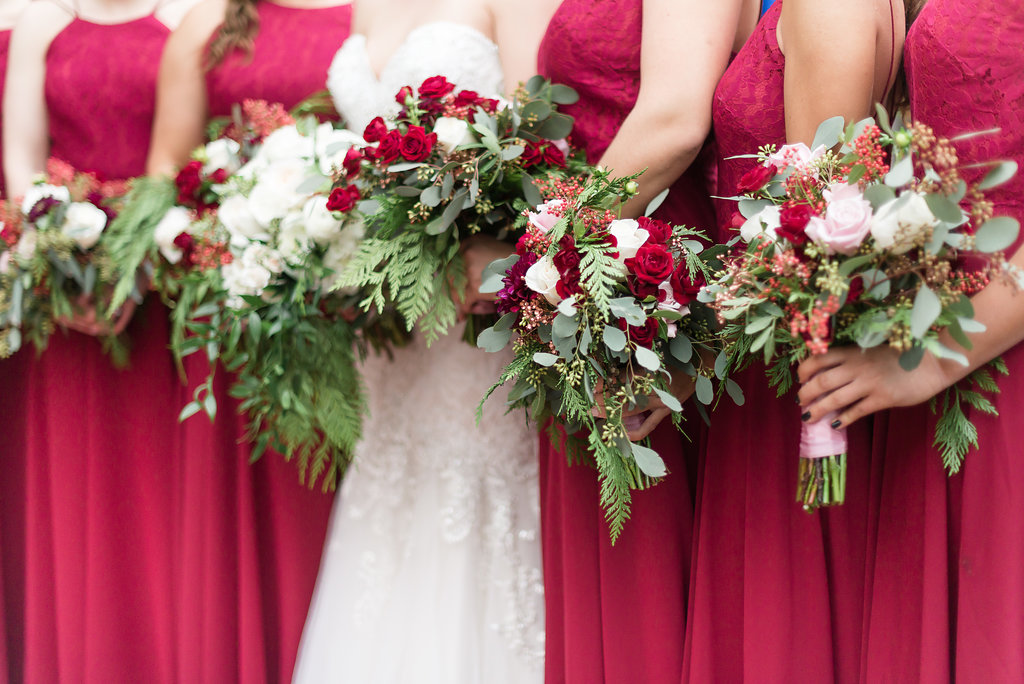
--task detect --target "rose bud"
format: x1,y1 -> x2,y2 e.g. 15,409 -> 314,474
363,116 -> 388,143
735,162 -> 778,194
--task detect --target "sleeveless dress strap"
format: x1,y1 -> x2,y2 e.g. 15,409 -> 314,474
881,0 -> 899,97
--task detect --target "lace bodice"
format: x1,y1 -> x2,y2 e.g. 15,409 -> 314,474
326,21 -> 503,131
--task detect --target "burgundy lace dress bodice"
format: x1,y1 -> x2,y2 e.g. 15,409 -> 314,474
538,0 -> 714,230
711,2 -> 785,239
0,29 -> 11,195
205,1 -> 352,116
46,16 -> 168,179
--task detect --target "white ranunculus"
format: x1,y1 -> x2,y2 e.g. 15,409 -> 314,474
314,123 -> 364,175
14,229 -> 38,263
277,213 -> 313,264
870,192 -> 938,254
61,202 -> 108,249
608,218 -> 651,271
219,194 -> 270,244
153,206 -> 193,264
259,125 -> 315,163
433,117 -> 476,154
740,205 -> 781,243
524,255 -> 562,305
21,184 -> 70,215
301,195 -> 343,243
247,159 -> 311,227
203,138 -> 241,174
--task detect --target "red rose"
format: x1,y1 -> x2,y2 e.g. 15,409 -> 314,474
541,143 -> 566,168
730,211 -> 746,229
618,317 -> 660,348
454,89 -> 480,108
521,141 -> 544,168
208,168 -> 229,184
625,243 -> 675,285
363,116 -> 388,143
846,275 -> 864,303
375,130 -> 403,164
326,184 -> 361,213
735,162 -> 778,194
553,235 -> 582,299
627,274 -> 662,300
637,216 -> 672,244
479,98 -> 500,113
343,147 -> 363,178
399,125 -> 437,162
394,85 -> 414,106
173,232 -> 196,266
776,203 -> 813,245
174,160 -> 203,200
670,262 -> 705,304
419,75 -> 456,99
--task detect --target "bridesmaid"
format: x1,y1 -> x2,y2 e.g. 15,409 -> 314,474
146,0 -> 349,680
2,0 -> 195,679
535,2 -> 739,681
797,0 -> 1024,679
682,0 -> 904,681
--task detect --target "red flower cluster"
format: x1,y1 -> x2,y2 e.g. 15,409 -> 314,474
174,160 -> 226,213
364,124 -> 438,164
522,141 -> 566,169
326,184 -> 361,213
222,99 -> 295,144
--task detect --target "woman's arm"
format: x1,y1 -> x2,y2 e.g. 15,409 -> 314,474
146,0 -> 225,176
596,0 -> 741,216
2,1 -> 73,197
489,0 -> 560,93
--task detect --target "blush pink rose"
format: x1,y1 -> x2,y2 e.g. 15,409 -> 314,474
527,199 -> 565,234
804,183 -> 873,255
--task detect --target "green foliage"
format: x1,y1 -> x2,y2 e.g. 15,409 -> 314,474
931,358 -> 1007,474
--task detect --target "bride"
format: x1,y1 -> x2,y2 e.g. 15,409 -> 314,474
292,0 -> 561,682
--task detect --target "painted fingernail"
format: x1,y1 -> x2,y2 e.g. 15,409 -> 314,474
831,420 -> 842,429
801,411 -> 811,422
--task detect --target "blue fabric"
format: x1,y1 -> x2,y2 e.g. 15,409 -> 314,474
760,0 -> 776,17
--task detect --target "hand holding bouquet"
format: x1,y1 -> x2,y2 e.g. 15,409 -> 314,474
702,110 -> 1021,508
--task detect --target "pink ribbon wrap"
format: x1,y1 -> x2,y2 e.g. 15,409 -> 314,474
799,410 -> 847,459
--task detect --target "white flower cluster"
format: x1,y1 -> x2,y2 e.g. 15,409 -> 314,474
17,183 -> 110,259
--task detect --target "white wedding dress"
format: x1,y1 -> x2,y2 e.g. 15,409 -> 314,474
292,22 -> 544,684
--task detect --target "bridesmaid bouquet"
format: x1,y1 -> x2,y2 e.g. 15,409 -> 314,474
335,74 -> 588,343
107,102 -> 386,486
0,159 -> 135,363
477,171 -> 729,540
702,110 -> 1021,509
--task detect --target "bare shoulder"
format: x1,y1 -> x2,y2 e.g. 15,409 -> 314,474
162,0 -> 227,49
11,0 -> 75,48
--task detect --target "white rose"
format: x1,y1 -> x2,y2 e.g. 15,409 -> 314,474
247,159 -> 311,227
277,213 -> 313,264
314,124 -> 365,175
221,258 -> 273,308
242,242 -> 284,275
739,205 -> 780,243
21,184 -> 70,215
203,138 -> 241,174
219,194 -> 271,244
301,195 -> 344,243
14,229 -> 38,263
524,255 -> 562,305
259,125 -> 315,163
153,206 -> 193,264
870,192 -> 938,254
607,218 -> 651,269
61,202 -> 108,249
433,117 -> 476,154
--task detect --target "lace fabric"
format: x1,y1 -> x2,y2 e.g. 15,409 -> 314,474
294,23 -> 543,684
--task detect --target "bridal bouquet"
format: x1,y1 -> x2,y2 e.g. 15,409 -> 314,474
477,171 -> 729,540
0,159 -> 135,362
702,110 -> 1021,508
336,74 -> 588,343
107,103 -> 383,486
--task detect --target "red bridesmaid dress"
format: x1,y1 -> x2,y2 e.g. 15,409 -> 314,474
172,4 -> 350,682
537,2 -> 716,682
861,1 -> 1024,680
14,12 -> 183,681
682,4 -> 879,681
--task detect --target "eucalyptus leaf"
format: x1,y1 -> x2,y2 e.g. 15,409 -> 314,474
394,185 -> 422,197
425,188 -> 469,235
533,352 -> 559,367
477,325 -> 513,352
924,192 -> 964,223
521,174 -> 542,207
501,144 -> 524,161
630,443 -> 667,478
653,387 -> 682,413
420,185 -> 442,207
910,285 -> 942,338
744,316 -> 773,335
550,84 -> 580,105
521,99 -> 552,122
885,155 -> 914,187
978,160 -> 1018,190
552,312 -> 578,338
738,198 -> 771,219
669,334 -> 693,364
202,393 -> 217,420
811,115 -> 845,150
441,173 -> 455,197
694,375 -> 713,404
296,174 -> 330,194
557,297 -> 578,316
178,401 -> 202,422
956,316 -> 986,333
725,378 -> 745,406
974,216 -> 1020,252
863,184 -> 896,209
603,324 -> 627,352
608,297 -> 646,326
480,254 -> 519,293
644,188 -> 670,217
634,346 -> 660,371
537,112 -> 574,140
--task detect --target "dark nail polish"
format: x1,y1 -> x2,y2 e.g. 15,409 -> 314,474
801,411 -> 811,422
831,420 -> 842,429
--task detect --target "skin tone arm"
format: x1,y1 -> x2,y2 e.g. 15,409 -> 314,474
146,0 -> 226,176
797,249 -> 1024,428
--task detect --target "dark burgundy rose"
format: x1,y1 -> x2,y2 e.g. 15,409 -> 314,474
174,160 -> 204,204
208,168 -> 229,184
419,75 -> 456,99
399,125 -> 437,162
618,317 -> 660,347
326,184 -> 361,213
670,262 -> 705,304
453,89 -> 480,108
776,203 -> 813,245
173,232 -> 196,265
343,147 -> 364,178
375,130 -> 403,164
394,85 -> 414,106
553,235 -> 582,299
363,116 -> 388,143
626,274 -> 662,300
541,143 -> 566,168
735,162 -> 778,194
625,243 -> 675,285
496,251 -> 539,315
846,275 -> 865,303
637,216 -> 672,244
521,142 -> 543,168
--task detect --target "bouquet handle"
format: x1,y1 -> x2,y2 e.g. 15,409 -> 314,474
797,409 -> 847,509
